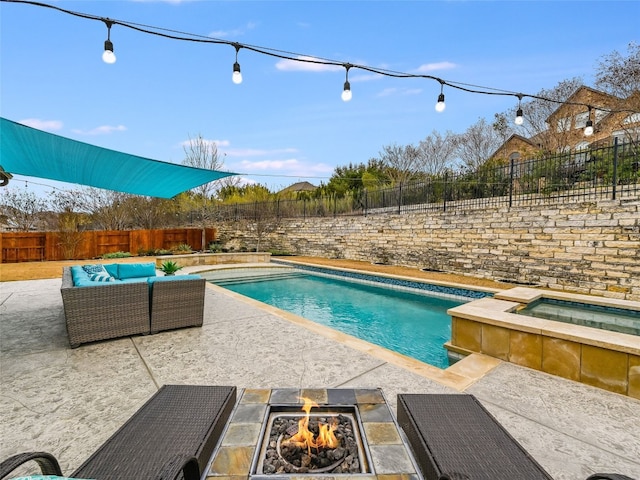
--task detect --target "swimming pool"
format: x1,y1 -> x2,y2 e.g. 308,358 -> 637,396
205,268 -> 473,368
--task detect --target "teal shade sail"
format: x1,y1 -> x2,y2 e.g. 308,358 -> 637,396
0,117 -> 237,198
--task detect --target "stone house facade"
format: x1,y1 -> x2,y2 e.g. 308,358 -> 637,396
490,86 -> 640,163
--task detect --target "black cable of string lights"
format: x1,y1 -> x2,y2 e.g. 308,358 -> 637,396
3,0 -> 639,115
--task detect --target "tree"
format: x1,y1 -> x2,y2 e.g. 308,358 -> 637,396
0,187 -> 49,231
78,188 -> 132,230
127,196 -> 176,230
49,189 -> 88,259
50,188 -> 136,231
325,159 -> 388,196
218,183 -> 272,204
378,143 -> 422,187
494,78 -> 584,152
182,134 -> 225,197
595,43 -> 640,149
416,130 -> 460,175
595,42 -> 640,99
182,133 -> 227,245
454,118 -> 504,171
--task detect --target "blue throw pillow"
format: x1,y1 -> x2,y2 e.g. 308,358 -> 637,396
103,263 -> 119,277
117,262 -> 157,280
70,266 -> 91,286
82,264 -> 108,275
90,272 -> 115,282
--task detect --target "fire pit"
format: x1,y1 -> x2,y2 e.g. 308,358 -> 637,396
207,388 -> 419,479
252,398 -> 372,475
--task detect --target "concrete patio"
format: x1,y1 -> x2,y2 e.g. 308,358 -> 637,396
1,272 -> 639,479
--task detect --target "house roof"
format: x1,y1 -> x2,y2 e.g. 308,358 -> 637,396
278,181 -> 317,193
545,86 -> 620,123
488,134 -> 539,160
0,117 -> 237,198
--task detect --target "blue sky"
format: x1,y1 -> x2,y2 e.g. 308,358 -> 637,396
1,0 -> 638,196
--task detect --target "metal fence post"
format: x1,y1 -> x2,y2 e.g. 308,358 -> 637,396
364,189 -> 368,216
612,137 -> 619,200
398,184 -> 402,214
443,172 -> 448,212
509,158 -> 515,208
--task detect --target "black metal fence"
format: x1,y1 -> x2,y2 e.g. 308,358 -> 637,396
214,140 -> 639,221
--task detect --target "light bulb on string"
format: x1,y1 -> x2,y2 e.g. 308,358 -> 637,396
514,94 -> 524,125
341,64 -> 352,102
102,19 -> 116,64
232,44 -> 242,84
435,81 -> 445,112
584,106 -> 594,136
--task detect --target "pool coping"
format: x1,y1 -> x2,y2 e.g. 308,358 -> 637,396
272,258 -> 502,299
450,288 -> 640,355
446,288 -> 640,398
198,266 -> 502,392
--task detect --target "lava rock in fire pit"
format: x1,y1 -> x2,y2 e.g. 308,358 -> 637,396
262,414 -> 362,474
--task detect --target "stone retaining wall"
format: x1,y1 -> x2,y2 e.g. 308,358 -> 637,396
215,199 -> 640,301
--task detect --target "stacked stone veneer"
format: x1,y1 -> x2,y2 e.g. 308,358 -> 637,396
216,198 -> 640,301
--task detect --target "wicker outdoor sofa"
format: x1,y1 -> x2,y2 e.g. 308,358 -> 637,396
0,385 -> 237,480
61,264 -> 206,348
397,393 -> 635,480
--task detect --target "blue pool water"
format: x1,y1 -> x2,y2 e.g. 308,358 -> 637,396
517,298 -> 640,336
211,272 -> 464,368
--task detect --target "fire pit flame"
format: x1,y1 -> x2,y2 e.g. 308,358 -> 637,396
282,397 -> 340,455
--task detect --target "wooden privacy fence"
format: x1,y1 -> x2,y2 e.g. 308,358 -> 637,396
0,228 -> 216,263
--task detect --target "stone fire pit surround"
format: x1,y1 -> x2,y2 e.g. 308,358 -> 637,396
207,388 -> 419,479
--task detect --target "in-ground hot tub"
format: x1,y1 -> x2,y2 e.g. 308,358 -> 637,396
445,287 -> 640,399
516,297 -> 639,337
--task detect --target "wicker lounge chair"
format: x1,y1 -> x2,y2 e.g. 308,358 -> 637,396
150,276 -> 206,334
397,393 -> 554,480
0,385 -> 236,480
61,267 -> 150,347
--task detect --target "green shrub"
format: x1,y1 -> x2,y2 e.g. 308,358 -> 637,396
160,260 -> 183,275
208,241 -> 224,253
268,250 -> 294,256
102,251 -> 132,259
174,243 -> 192,252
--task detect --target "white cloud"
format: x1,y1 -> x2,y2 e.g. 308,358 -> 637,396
224,147 -> 297,157
209,22 -> 257,39
238,158 -> 300,170
416,61 -> 457,73
19,118 -> 63,131
351,72 -> 382,83
376,87 -> 422,98
276,56 -> 342,72
71,125 -> 127,135
377,88 -> 398,97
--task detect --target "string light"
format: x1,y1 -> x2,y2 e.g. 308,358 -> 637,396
435,81 -> 445,112
232,43 -> 242,85
3,0 -> 640,117
102,19 -> 116,64
515,94 -> 524,125
341,64 -> 352,102
584,106 -> 594,136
